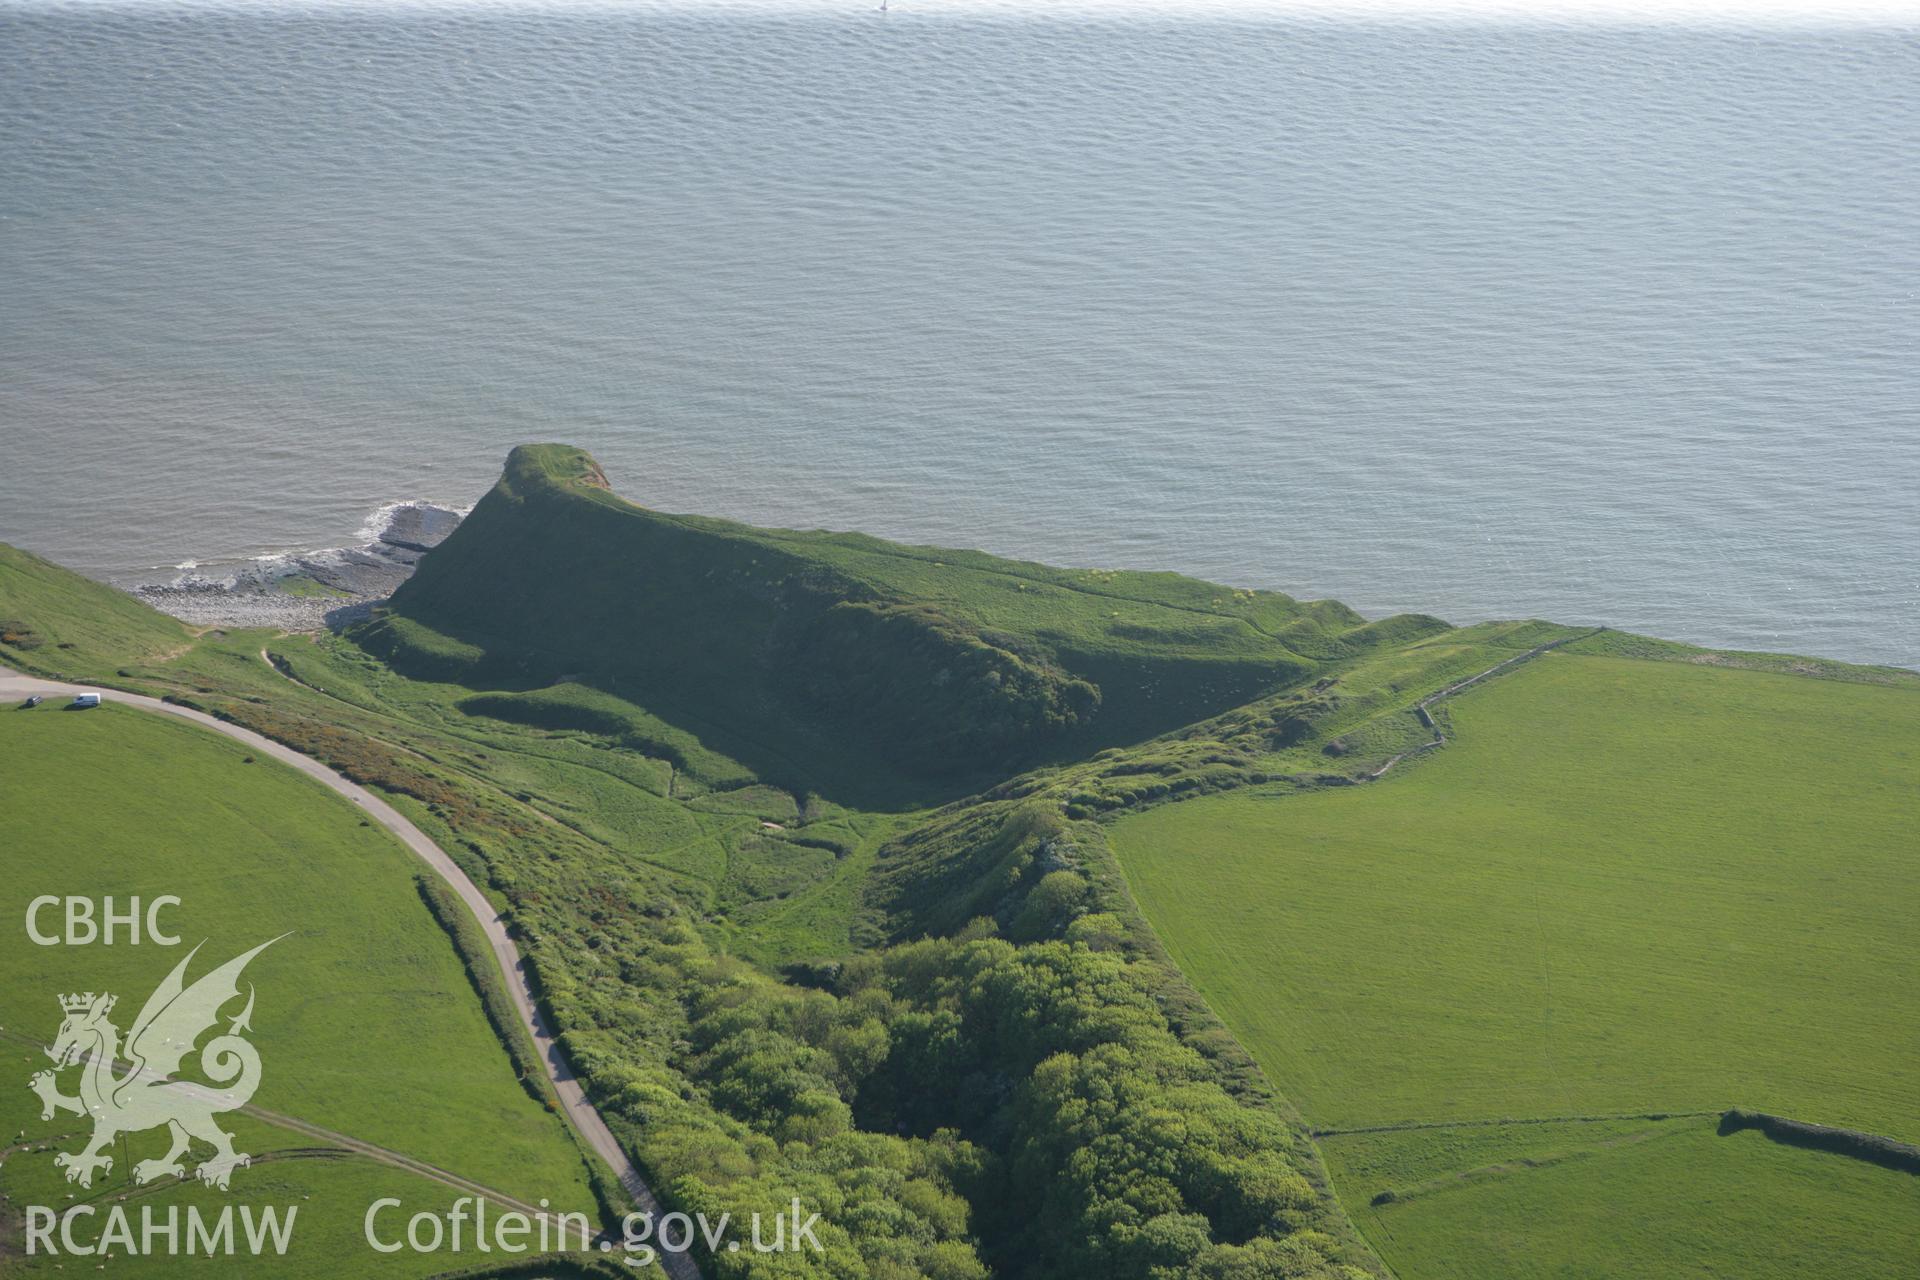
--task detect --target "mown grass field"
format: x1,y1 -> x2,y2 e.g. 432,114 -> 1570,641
1322,1117 -> 1920,1279
1110,652 -> 1920,1275
0,704 -> 599,1272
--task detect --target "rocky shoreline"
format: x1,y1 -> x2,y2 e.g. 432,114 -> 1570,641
132,502 -> 463,632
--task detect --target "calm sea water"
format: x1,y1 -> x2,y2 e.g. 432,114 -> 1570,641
1,4 -> 1915,665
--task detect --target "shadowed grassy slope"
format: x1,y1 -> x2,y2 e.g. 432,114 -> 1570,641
372,444 -> 1443,801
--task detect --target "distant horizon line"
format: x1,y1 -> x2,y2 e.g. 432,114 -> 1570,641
9,0 -> 1920,31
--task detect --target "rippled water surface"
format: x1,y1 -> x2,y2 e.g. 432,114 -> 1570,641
2,5 -> 1914,664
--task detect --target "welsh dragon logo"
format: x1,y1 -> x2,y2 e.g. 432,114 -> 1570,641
28,937 -> 284,1191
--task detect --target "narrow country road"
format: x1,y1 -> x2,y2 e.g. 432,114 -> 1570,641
0,666 -> 702,1280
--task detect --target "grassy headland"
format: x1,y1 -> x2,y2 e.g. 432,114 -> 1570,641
4,442 -> 1913,1280
369,443 -> 1443,802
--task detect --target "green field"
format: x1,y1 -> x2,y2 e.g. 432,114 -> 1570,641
0,1085 -> 544,1279
0,705 -> 599,1274
1322,1117 -> 1920,1279
1111,651 -> 1920,1275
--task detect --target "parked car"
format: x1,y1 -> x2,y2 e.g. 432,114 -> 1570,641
21,695 -> 42,708
70,693 -> 101,709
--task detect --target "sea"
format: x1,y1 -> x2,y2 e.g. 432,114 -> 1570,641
2,2 -> 1915,666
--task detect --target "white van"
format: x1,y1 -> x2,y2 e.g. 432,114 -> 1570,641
70,693 -> 102,709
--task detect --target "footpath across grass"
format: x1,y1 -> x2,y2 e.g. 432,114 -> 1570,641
0,1074 -> 531,1280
